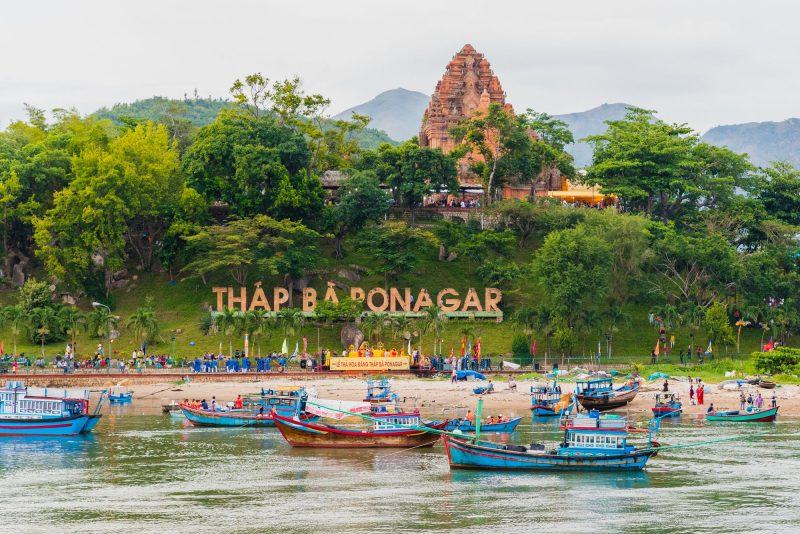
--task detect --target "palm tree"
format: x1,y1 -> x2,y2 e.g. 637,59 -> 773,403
0,305 -> 27,357
253,311 -> 276,357
235,310 -> 259,357
28,307 -> 62,359
125,305 -> 160,350
214,308 -> 238,357
59,306 -> 86,354
360,313 -> 380,343
88,307 -> 120,339
421,306 -> 447,355
277,308 -> 306,352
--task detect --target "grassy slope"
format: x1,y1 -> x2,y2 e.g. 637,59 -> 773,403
0,237 -> 771,366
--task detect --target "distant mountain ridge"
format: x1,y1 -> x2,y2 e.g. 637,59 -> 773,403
91,96 -> 395,150
701,118 -> 800,167
334,88 -> 429,142
553,103 -> 633,167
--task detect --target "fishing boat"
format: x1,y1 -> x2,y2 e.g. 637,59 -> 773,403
181,386 -> 315,427
272,410 -> 448,448
706,405 -> 779,422
651,393 -> 682,418
530,383 -> 574,417
0,381 -> 104,436
442,411 -> 658,471
758,379 -> 776,389
108,388 -> 133,404
575,377 -> 639,411
445,416 -> 521,433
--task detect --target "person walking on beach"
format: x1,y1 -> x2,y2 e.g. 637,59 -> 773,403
697,384 -> 704,405
755,392 -> 763,410
689,384 -> 695,405
451,365 -> 457,384
771,392 -> 777,408
662,379 -> 669,392
739,392 -> 746,411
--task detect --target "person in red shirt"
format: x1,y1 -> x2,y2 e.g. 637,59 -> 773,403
697,384 -> 704,405
233,395 -> 243,409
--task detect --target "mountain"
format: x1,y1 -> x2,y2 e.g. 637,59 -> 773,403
701,118 -> 800,167
554,103 -> 634,168
92,96 -> 395,150
334,88 -> 429,142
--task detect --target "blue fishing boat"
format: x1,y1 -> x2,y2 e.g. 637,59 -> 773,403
530,383 -> 574,417
443,411 -> 658,471
445,416 -> 522,433
0,381 -> 104,436
651,393 -> 682,418
108,389 -> 133,404
182,386 -> 315,427
575,377 -> 639,411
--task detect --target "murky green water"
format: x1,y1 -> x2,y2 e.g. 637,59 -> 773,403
1,405 -> 798,533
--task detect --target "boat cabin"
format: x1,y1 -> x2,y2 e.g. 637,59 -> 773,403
574,378 -> 614,396
372,412 -> 421,431
0,382 -> 89,419
249,386 -> 308,416
531,383 -> 562,403
560,412 -> 631,455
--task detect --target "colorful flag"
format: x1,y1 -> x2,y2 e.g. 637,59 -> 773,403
281,338 -> 288,355
654,340 -> 660,357
474,338 -> 481,360
531,339 -> 538,356
705,340 -> 713,354
460,336 -> 466,357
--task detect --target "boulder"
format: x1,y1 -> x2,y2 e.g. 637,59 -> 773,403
446,251 -> 458,262
61,294 -> 77,306
340,323 -> 364,351
11,264 -> 25,286
336,268 -> 362,282
439,245 -> 447,261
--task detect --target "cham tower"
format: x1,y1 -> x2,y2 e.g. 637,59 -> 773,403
420,44 -> 563,196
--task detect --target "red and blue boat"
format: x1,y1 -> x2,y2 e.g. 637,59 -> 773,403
0,381 -> 104,436
442,411 -> 659,471
651,393 -> 682,418
181,386 -> 316,427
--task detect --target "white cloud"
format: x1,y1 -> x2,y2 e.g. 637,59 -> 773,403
1,0 -> 797,132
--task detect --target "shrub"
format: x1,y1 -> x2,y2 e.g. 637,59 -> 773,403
511,334 -> 530,360
753,347 -> 800,375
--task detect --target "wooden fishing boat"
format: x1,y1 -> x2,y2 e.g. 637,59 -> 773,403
706,405 -> 779,422
758,379 -> 776,389
530,384 -> 573,417
272,410 -> 448,448
182,386 -> 316,427
108,391 -> 133,403
0,381 -> 104,436
575,377 -> 639,411
651,393 -> 682,418
443,412 -> 658,471
445,417 -> 522,433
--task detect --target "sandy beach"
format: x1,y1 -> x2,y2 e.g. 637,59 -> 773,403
125,376 -> 800,417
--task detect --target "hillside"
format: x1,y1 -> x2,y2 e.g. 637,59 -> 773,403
701,118 -> 800,167
334,88 -> 429,142
92,96 -> 396,150
554,103 -> 635,168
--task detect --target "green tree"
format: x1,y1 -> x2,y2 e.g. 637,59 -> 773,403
58,306 -> 86,354
325,171 -> 390,258
214,308 -> 238,357
532,228 -> 612,330
125,297 -> 160,348
586,107 -> 749,222
28,307 -> 62,358
182,215 -> 320,286
746,161 -> 800,226
87,307 -> 120,340
703,301 -> 735,355
356,222 -> 438,288
0,305 -> 28,356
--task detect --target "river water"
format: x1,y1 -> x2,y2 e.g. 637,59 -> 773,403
1,404 -> 798,533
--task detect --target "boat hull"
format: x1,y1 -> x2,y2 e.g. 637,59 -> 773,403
651,406 -> 682,418
706,406 -> 779,422
273,413 -> 447,448
445,417 -> 521,433
443,436 -> 656,471
182,406 -> 276,427
0,414 -> 99,436
577,386 -> 639,411
109,394 -> 132,404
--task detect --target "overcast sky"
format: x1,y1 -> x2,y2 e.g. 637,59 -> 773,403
2,0 -> 798,132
